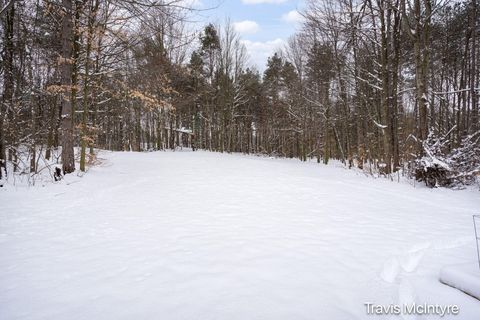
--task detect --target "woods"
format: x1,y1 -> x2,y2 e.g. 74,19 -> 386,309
0,0 -> 479,187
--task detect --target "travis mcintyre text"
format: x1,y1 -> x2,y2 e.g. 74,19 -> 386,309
365,302 -> 460,317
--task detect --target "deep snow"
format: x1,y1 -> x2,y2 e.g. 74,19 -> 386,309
1,150 -> 479,320
440,263 -> 480,301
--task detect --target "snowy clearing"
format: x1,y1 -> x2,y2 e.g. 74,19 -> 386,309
1,150 -> 480,320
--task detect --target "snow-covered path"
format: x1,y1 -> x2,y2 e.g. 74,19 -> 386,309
1,151 -> 479,319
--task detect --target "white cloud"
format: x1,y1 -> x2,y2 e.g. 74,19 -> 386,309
282,10 -> 304,24
242,0 -> 288,4
233,20 -> 260,34
241,38 -> 286,71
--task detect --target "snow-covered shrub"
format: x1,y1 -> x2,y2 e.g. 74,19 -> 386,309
413,131 -> 480,188
2,146 -> 63,187
413,133 -> 451,187
449,132 -> 480,186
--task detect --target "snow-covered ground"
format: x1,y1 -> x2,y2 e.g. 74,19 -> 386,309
1,150 -> 479,319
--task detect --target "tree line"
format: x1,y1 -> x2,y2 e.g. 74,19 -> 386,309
0,0 -> 479,187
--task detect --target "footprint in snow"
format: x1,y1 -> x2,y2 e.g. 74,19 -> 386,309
400,243 -> 430,273
380,257 -> 400,283
381,243 -> 430,283
398,279 -> 417,320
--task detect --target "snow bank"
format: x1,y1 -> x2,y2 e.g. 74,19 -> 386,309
440,264 -> 480,300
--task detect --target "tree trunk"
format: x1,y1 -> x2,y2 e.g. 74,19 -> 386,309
60,0 -> 75,174
471,0 -> 478,132
1,1 -> 15,184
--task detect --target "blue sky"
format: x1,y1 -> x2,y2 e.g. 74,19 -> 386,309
193,0 -> 305,71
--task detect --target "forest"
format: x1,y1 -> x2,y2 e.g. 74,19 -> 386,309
0,0 -> 479,187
